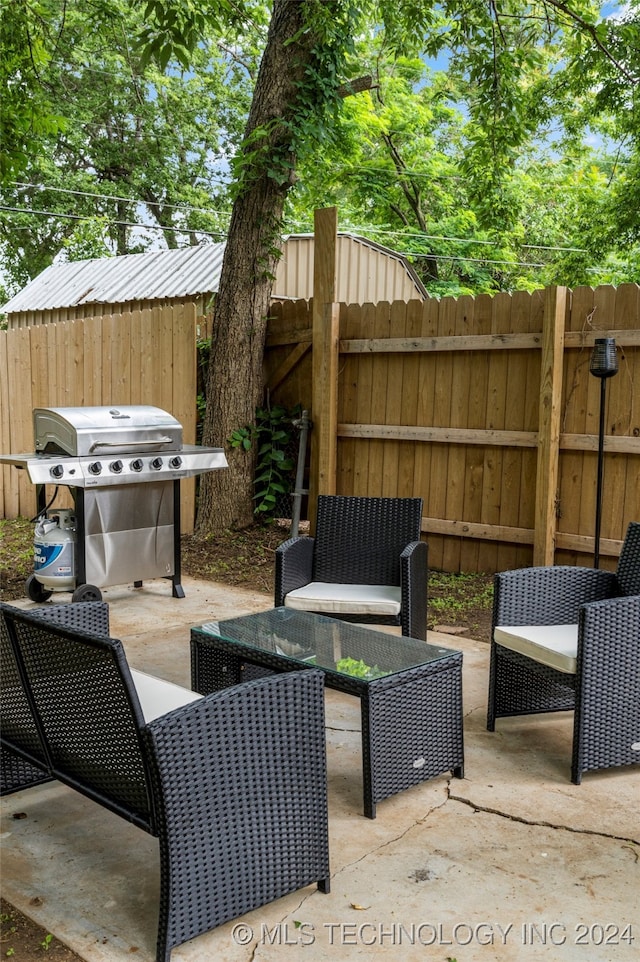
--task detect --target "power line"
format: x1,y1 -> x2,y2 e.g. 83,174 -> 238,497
0,205 -> 549,269
12,182 -> 232,220
0,205 -> 226,239
11,183 -> 585,254
405,251 -> 546,268
345,225 -> 587,254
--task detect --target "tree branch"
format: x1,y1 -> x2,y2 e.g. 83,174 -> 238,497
542,0 -> 638,84
337,75 -> 376,97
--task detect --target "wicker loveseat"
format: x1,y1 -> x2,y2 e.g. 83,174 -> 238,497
1,602 -> 330,962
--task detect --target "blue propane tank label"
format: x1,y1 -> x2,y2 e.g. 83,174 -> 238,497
34,542 -> 73,574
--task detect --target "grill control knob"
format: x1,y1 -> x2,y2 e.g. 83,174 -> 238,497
150,457 -> 163,470
50,464 -> 64,479
88,462 -> 102,475
110,460 -> 123,473
169,456 -> 183,469
130,459 -> 144,472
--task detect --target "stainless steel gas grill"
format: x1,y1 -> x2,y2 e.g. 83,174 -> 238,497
0,406 -> 227,602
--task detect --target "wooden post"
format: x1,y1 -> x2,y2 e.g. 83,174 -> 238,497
533,286 -> 567,566
309,207 -> 339,529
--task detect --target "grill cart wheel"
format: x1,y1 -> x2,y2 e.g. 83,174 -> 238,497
25,574 -> 54,603
72,584 -> 103,603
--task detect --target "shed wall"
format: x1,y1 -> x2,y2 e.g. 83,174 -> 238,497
275,236 -> 425,303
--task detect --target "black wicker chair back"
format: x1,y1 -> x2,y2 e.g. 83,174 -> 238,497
1,609 -> 51,790
313,495 -> 422,585
616,521 -> 640,595
3,606 -> 153,829
1,602 -> 111,797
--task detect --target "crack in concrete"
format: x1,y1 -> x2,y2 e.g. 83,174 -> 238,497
231,778 -> 637,959
326,789 -> 452,878
280,743 -> 637,911
446,789 -> 640,846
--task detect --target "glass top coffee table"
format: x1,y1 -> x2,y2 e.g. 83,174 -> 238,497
191,608 -> 464,818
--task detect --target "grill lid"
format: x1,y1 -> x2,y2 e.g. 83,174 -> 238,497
34,406 -> 182,456
0,405 -> 227,486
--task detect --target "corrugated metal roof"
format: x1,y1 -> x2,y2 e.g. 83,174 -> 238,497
0,243 -> 227,313
1,233 -> 426,314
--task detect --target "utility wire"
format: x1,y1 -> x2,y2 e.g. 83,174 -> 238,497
12,182 -> 232,220
9,183 -> 586,253
0,206 -> 550,268
0,205 -> 227,240
324,225 -> 586,254
406,252 -> 546,268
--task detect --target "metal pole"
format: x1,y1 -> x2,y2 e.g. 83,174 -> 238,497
290,410 -> 311,537
594,377 -> 606,569
589,337 -> 618,569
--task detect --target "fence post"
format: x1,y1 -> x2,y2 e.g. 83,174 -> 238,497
310,207 -> 339,530
533,285 -> 568,565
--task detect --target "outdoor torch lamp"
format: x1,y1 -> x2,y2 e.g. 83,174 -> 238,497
589,337 -> 618,568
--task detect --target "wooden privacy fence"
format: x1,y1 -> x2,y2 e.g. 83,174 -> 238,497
265,283 -> 640,574
0,302 -> 199,530
2,284 -> 639,574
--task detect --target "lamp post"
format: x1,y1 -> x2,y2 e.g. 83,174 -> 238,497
589,337 -> 618,567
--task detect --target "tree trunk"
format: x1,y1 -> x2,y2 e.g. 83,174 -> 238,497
196,0 -> 316,533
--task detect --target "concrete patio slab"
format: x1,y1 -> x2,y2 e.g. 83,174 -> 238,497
1,576 -> 638,962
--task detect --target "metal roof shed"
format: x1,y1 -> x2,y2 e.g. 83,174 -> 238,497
1,234 -> 427,327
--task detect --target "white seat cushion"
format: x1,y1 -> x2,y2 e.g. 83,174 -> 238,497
130,668 -> 202,722
494,624 -> 578,675
284,582 -> 401,617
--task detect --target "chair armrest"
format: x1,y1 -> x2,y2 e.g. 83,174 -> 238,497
400,541 -> 428,639
574,594 -> 640,782
493,566 -> 617,629
274,536 -> 315,606
27,601 -> 110,636
143,669 -> 330,961
578,593 -> 640,667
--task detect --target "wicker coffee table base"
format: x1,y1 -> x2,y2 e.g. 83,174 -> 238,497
191,621 -> 464,819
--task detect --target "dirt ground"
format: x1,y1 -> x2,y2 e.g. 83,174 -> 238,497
1,518 -> 493,960
0,900 -> 82,962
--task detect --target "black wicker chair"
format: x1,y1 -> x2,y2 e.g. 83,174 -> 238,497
1,602 -> 330,962
487,522 -> 640,784
275,495 -> 427,639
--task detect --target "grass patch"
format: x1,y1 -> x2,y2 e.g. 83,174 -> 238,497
427,570 -> 493,639
0,517 -> 34,597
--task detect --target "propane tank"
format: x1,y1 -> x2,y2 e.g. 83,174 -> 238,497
33,508 -> 76,591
